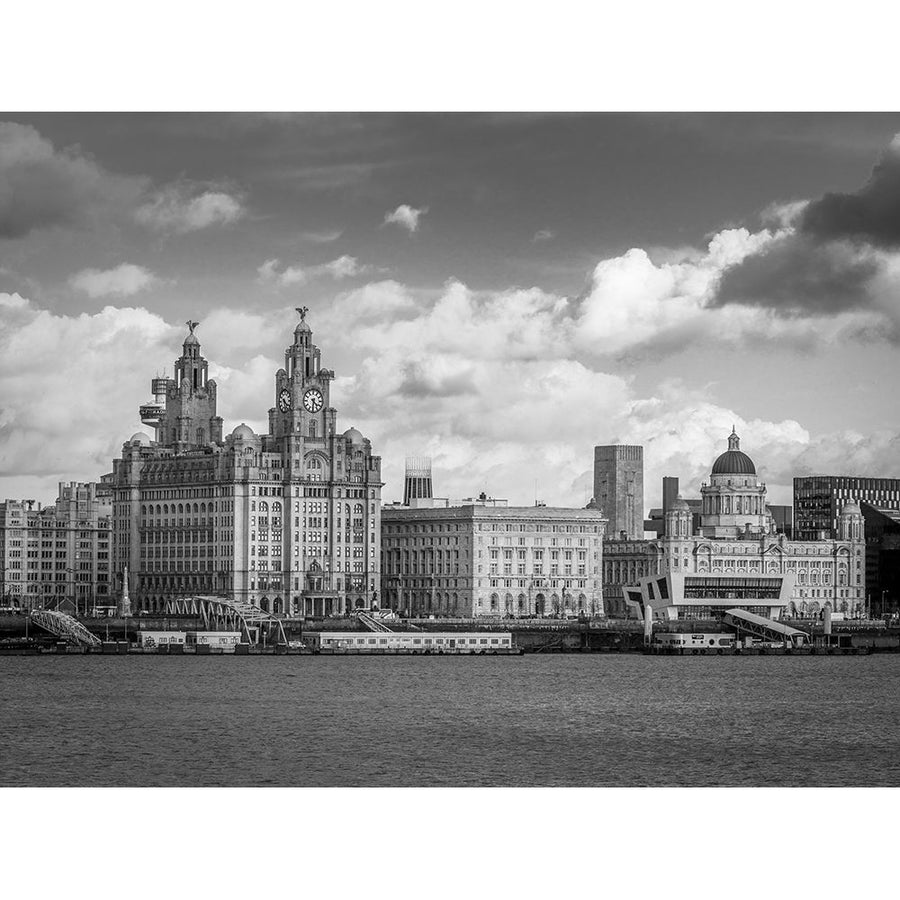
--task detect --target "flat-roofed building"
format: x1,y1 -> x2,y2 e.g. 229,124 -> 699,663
794,475 -> 900,540
0,482 -> 112,614
382,502 -> 607,618
623,571 -> 794,621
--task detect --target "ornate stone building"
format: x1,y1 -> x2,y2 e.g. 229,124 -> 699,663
603,430 -> 866,617
111,309 -> 382,617
382,502 -> 606,618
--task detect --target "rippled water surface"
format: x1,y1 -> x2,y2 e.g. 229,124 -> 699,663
2,654 -> 899,786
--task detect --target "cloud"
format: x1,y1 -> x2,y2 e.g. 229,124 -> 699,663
135,183 -> 245,233
2,286 -> 898,513
0,121 -> 145,239
257,255 -> 374,287
800,134 -> 900,248
309,278 -> 900,508
532,228 -> 556,242
383,204 -> 426,233
299,229 -> 343,244
69,263 -> 159,298
0,293 -> 179,494
710,133 -> 900,322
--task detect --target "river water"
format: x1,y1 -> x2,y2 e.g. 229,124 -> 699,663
2,654 -> 898,787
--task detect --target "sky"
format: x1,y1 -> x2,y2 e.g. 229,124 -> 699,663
2,112 -> 900,510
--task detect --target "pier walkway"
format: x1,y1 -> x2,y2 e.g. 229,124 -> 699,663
721,608 -> 809,647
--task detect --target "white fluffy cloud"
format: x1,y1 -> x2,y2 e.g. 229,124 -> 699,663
2,251 -> 898,513
257,255 -> 373,287
383,204 -> 426,233
135,183 -> 244,233
69,263 -> 159,298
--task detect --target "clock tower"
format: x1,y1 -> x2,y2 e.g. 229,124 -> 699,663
268,307 -> 337,451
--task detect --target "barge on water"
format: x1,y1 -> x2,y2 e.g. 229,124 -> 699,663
313,631 -> 520,654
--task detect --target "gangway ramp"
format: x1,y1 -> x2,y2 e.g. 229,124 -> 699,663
357,611 -> 393,633
30,610 -> 101,647
722,608 -> 809,647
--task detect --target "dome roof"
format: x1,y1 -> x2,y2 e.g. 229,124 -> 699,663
842,500 -> 861,515
343,427 -> 364,444
183,332 -> 200,345
711,428 -> 756,476
231,423 -> 256,440
129,432 -> 152,445
294,320 -> 312,334
670,495 -> 691,511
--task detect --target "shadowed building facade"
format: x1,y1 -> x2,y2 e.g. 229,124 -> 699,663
111,311 -> 382,617
594,444 -> 643,540
794,475 -> 900,540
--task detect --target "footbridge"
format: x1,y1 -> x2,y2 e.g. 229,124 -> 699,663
30,610 -> 102,648
164,595 -> 287,646
722,608 -> 809,647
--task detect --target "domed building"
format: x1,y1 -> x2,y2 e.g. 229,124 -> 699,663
112,309 -> 383,619
700,428 -> 773,538
602,428 -> 867,619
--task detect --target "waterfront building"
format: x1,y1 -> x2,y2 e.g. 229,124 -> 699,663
623,571 -> 794,621
860,503 -> 900,617
111,309 -> 383,617
0,482 -> 112,613
381,498 -> 606,618
794,475 -> 900,540
603,430 -> 866,617
594,444 -> 643,539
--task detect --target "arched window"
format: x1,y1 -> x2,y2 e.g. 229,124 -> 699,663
490,593 -> 499,611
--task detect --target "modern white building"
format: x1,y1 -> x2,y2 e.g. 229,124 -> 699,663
623,571 -> 794,621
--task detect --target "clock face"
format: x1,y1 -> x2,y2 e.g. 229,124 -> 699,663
303,389 -> 324,413
277,389 -> 292,413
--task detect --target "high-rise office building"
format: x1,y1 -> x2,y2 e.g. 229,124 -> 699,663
794,476 -> 900,540
594,445 -> 644,539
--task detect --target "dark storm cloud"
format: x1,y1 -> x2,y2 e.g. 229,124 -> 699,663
715,233 -> 881,312
800,139 -> 900,247
0,121 -> 144,238
713,135 -> 900,314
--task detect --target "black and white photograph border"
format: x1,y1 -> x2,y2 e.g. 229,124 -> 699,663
2,2 -> 898,898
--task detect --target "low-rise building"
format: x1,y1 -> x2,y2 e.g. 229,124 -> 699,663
381,500 -> 607,618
